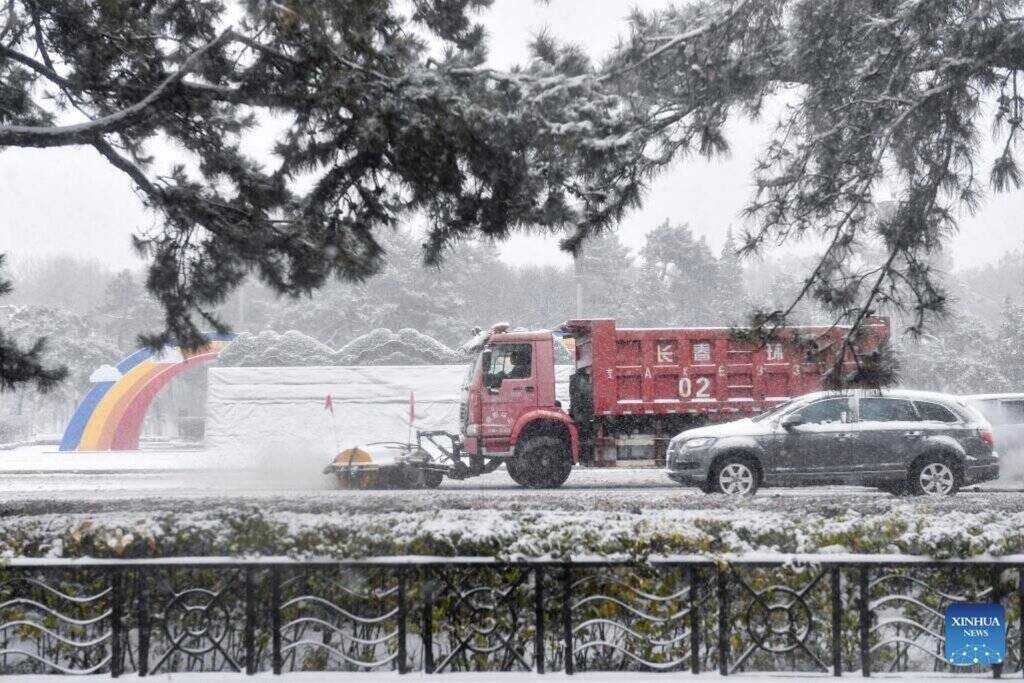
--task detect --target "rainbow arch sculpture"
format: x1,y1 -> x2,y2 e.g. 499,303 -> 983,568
59,333 -> 234,451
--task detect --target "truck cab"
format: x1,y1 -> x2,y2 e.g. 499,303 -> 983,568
460,324 -> 578,487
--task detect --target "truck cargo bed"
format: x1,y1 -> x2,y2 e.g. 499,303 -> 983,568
562,318 -> 889,420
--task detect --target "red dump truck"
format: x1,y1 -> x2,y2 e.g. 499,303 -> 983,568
409,317 -> 890,488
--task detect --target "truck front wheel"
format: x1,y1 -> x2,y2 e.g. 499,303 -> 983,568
509,435 -> 572,489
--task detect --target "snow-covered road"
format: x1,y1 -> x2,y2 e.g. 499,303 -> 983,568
6,445 -> 1024,561
0,445 -> 1019,518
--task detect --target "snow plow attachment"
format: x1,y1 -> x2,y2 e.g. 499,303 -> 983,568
325,448 -> 379,489
323,444 -> 446,490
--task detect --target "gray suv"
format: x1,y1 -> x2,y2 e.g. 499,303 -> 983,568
666,390 -> 999,496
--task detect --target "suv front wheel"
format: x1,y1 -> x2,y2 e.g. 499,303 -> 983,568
909,455 -> 960,496
707,456 -> 760,496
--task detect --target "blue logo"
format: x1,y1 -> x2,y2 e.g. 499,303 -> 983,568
945,603 -> 1005,666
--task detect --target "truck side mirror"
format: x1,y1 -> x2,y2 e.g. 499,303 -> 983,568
483,373 -> 503,389
780,413 -> 804,430
480,349 -> 493,384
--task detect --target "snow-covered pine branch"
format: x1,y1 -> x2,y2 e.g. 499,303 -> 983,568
0,28 -> 236,147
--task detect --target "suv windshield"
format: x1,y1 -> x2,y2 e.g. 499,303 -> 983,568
752,399 -> 796,422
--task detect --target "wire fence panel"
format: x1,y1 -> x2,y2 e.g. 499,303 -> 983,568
0,556 -> 1020,677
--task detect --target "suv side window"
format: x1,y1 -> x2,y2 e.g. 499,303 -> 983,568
860,398 -> 918,422
914,401 -> 959,423
794,398 -> 849,424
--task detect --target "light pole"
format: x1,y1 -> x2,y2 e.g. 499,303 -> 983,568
573,248 -> 601,318
574,250 -> 584,318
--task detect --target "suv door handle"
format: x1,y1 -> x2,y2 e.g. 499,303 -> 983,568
524,386 -> 535,393
834,434 -> 854,441
903,431 -> 923,438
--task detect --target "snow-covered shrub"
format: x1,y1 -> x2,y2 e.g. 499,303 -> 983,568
5,504 -> 1020,676
397,328 -> 462,362
219,327 -> 463,367
215,331 -> 259,365
339,328 -> 462,365
8,498 -> 1024,561
218,330 -> 336,366
0,305 -> 121,437
336,328 -> 396,361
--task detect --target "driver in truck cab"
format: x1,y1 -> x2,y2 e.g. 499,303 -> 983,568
504,347 -> 532,380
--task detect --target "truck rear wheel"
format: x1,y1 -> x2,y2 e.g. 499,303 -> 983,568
510,435 -> 572,489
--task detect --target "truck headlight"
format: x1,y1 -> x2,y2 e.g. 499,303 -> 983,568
682,437 -> 715,449
465,423 -> 480,437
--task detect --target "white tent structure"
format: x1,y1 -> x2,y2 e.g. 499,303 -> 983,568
205,365 -> 572,464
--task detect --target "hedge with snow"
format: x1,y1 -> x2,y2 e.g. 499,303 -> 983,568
4,498 -> 1024,560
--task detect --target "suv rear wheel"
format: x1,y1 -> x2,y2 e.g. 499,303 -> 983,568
909,455 -> 960,496
707,455 -> 759,496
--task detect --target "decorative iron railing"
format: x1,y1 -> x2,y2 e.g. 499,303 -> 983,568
0,555 -> 1021,677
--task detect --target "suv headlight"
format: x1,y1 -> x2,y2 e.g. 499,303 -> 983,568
681,437 -> 715,449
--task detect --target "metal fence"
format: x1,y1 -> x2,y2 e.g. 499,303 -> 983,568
1,554 -> 1022,677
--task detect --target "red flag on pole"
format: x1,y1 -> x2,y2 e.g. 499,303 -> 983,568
409,389 -> 415,425
323,394 -> 334,414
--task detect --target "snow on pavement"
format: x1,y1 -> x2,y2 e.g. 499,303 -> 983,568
0,444 -> 250,473
0,444 -> 1019,515
5,449 -> 1024,562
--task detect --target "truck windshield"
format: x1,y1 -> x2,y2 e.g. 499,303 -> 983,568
462,352 -> 482,389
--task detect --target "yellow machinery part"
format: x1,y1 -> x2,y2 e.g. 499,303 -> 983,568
332,447 -> 378,489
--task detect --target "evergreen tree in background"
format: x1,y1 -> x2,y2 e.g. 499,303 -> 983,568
1,0 -> 1023,389
712,227 -> 745,323
266,230 -> 510,346
94,270 -> 163,351
3,256 -> 110,313
996,298 -> 1024,387
898,312 -> 1011,394
0,303 -> 120,439
0,258 -> 67,392
574,231 -> 636,320
633,221 -> 731,326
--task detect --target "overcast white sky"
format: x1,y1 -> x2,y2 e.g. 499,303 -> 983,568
1,0 -> 1021,274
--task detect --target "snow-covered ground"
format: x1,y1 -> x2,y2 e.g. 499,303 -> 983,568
5,444 -> 1024,561
0,444 -> 1018,512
